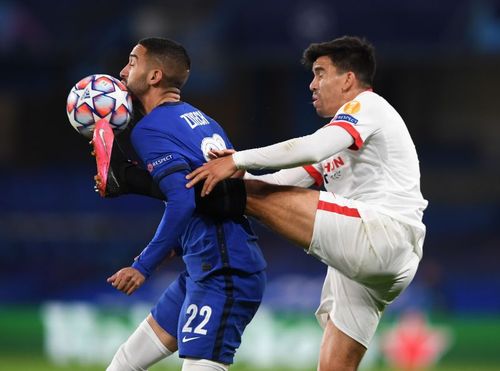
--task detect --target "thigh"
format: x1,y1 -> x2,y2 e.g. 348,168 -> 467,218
178,273 -> 264,365
245,180 -> 319,249
309,192 -> 420,284
152,271 -> 187,340
309,192 -> 368,278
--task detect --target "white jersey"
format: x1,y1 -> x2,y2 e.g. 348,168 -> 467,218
303,90 -> 427,233
237,90 -> 427,254
239,90 -> 427,345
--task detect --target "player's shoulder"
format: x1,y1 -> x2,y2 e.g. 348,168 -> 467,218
331,90 -> 376,124
347,90 -> 383,110
358,90 -> 397,111
135,103 -> 187,132
343,91 -> 397,119
357,91 -> 406,132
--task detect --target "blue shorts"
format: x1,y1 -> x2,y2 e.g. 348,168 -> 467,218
151,270 -> 266,364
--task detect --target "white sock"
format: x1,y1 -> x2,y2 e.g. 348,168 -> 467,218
107,319 -> 174,371
182,358 -> 229,371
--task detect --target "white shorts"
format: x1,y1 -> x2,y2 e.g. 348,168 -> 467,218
308,192 -> 422,347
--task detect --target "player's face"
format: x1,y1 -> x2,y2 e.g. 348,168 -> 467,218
309,56 -> 348,118
120,44 -> 150,98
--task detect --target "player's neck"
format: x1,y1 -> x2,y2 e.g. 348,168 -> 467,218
142,89 -> 182,114
346,86 -> 370,101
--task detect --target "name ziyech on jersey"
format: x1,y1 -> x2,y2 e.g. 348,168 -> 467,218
180,110 -> 210,129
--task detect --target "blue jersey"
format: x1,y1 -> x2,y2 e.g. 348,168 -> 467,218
130,102 -> 266,281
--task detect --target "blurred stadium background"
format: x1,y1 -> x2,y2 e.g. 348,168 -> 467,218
1,0 -> 500,370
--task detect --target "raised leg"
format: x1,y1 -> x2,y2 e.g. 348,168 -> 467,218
244,180 -> 319,249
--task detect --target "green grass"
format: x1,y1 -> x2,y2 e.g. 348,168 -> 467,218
2,306 -> 500,370
0,357 -> 298,371
0,356 -> 499,371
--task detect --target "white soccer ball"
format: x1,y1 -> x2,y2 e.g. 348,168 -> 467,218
66,74 -> 133,138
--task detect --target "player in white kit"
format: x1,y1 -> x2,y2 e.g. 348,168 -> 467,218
186,36 -> 427,370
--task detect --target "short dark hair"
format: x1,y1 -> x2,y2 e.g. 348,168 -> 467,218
138,37 -> 191,89
302,36 -> 376,87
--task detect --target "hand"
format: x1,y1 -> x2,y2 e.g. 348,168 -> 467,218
185,155 -> 238,196
208,149 -> 247,178
208,149 -> 245,179
207,148 -> 235,159
107,267 -> 145,296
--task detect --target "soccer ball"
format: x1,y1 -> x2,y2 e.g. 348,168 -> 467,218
66,74 -> 133,138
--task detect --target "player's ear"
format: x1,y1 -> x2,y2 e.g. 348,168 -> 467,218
149,69 -> 163,85
342,71 -> 356,91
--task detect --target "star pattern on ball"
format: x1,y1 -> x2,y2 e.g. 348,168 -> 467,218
74,84 -> 105,108
67,74 -> 133,138
106,87 -> 130,110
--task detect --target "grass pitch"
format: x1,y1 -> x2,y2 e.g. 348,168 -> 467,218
0,355 -> 499,371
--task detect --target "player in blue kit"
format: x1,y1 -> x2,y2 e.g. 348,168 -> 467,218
105,38 -> 266,371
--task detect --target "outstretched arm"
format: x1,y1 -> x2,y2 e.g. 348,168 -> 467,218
244,166 -> 317,188
186,125 -> 352,195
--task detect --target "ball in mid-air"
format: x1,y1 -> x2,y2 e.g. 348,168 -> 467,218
66,74 -> 133,138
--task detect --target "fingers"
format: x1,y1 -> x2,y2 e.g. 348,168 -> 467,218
108,268 -> 144,295
185,166 -> 204,181
125,280 -> 140,296
188,171 -> 215,196
115,276 -> 137,295
186,156 -> 237,194
125,275 -> 144,295
115,274 -> 130,291
185,171 -> 208,189
107,272 -> 117,284
201,175 -> 217,197
208,149 -> 235,158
